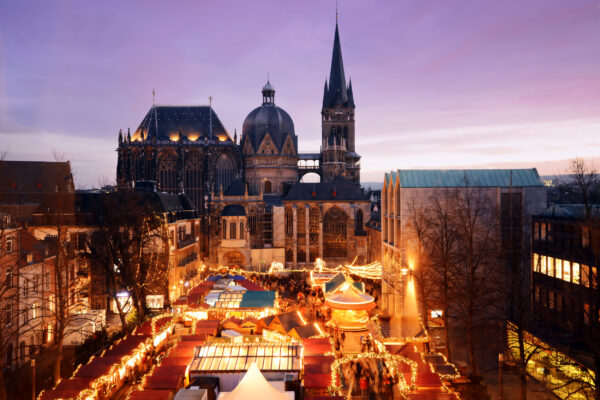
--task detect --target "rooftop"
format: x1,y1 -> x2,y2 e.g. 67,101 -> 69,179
386,168 -> 544,188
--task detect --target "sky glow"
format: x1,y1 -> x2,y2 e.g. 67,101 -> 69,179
1,0 -> 599,187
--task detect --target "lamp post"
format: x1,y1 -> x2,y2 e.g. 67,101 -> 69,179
31,358 -> 35,400
498,352 -> 504,400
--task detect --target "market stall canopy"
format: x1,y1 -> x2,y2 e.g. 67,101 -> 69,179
302,338 -> 333,356
196,320 -> 220,336
129,390 -> 175,400
217,362 -> 293,400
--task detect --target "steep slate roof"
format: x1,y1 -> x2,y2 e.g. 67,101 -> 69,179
133,105 -> 232,142
224,179 -> 246,196
386,169 -> 544,188
221,204 -> 246,216
239,291 -> 275,308
283,177 -> 368,201
323,23 -> 354,109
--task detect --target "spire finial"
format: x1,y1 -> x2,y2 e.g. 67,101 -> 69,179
152,88 -> 156,105
336,0 -> 338,22
209,96 -> 213,139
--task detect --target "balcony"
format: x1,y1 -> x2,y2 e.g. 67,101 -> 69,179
178,253 -> 198,267
178,236 -> 197,249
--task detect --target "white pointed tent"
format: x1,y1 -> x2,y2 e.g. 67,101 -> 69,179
217,362 -> 293,400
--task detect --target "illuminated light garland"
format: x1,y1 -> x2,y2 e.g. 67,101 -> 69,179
37,314 -> 178,400
242,258 -> 383,281
419,351 -> 461,381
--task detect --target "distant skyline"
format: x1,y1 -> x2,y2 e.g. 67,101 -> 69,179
1,0 -> 599,187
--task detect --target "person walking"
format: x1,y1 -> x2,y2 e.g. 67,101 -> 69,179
359,371 -> 368,399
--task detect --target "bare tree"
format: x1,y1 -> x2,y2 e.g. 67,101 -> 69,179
449,182 -> 501,377
424,191 -> 459,362
84,190 -> 171,326
406,199 -> 434,329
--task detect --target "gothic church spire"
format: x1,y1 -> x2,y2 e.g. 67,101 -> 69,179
323,23 -> 352,108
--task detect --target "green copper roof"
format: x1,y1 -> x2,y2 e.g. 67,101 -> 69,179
385,169 -> 543,188
239,291 -> 275,308
324,272 -> 346,294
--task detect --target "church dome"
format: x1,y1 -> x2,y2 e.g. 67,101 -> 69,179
241,81 -> 297,154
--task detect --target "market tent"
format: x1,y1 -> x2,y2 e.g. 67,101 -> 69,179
303,397 -> 344,400
236,280 -> 265,291
302,338 -> 332,356
180,335 -> 205,342
129,389 -> 175,400
195,320 -> 220,336
74,362 -> 114,378
406,394 -> 459,399
136,321 -> 154,335
303,373 -> 331,389
104,335 -> 149,356
217,362 -> 293,400
144,375 -> 185,391
39,378 -> 95,400
39,390 -> 82,400
161,357 -> 193,367
167,347 -> 196,358
151,364 -> 187,377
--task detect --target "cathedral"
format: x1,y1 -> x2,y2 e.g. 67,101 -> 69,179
116,22 -> 370,269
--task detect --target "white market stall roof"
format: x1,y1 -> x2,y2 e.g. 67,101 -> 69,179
217,363 -> 293,400
189,343 -> 301,373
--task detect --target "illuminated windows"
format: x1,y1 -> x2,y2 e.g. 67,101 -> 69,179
534,253 -> 597,288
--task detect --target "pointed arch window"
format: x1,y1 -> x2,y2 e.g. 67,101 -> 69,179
297,207 -> 306,235
216,154 -> 234,192
297,249 -> 306,263
309,207 -> 320,245
158,153 -> 178,192
355,209 -> 364,233
185,153 -> 203,211
285,208 -> 293,237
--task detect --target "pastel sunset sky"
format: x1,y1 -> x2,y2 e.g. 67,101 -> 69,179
1,0 -> 599,187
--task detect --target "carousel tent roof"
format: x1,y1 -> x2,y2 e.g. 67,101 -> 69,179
217,362 -> 292,400
324,272 -> 364,294
325,287 -> 375,310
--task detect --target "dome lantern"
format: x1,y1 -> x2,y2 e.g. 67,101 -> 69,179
262,80 -> 275,105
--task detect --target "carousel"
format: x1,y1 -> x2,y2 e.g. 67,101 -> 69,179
324,273 -> 376,331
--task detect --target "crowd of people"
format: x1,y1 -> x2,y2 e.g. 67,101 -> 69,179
341,358 -> 396,399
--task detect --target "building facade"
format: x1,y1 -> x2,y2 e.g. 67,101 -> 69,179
380,169 -> 547,318
525,205 -> 600,398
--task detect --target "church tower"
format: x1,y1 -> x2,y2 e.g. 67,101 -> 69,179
321,22 -> 360,184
